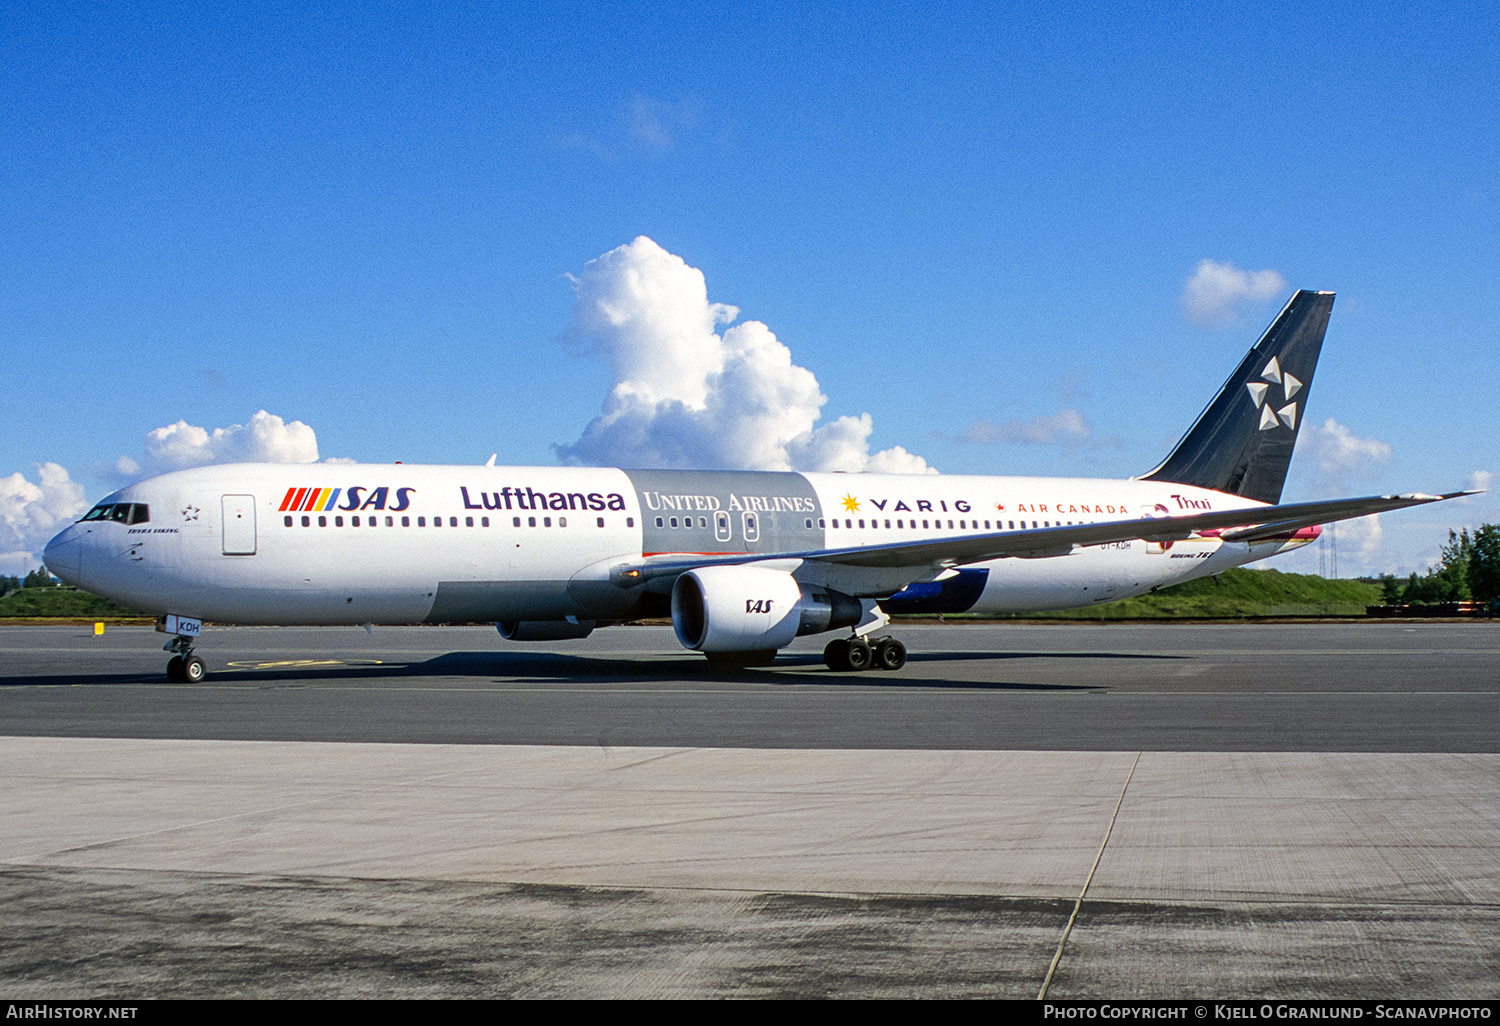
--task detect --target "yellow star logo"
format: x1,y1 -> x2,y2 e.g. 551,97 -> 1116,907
841,494 -> 860,512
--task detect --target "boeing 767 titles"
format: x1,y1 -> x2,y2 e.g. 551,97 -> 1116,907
44,291 -> 1471,681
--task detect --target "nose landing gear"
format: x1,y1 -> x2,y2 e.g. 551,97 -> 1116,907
164,634 -> 207,683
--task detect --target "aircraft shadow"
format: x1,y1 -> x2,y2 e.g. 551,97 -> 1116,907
0,647 -> 1143,692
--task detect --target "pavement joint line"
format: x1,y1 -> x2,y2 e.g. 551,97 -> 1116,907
1037,749 -> 1140,1001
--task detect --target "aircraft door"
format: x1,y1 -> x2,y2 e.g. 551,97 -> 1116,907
714,510 -> 732,542
222,495 -> 257,555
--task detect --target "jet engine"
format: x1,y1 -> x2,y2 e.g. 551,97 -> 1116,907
670,565 -> 862,656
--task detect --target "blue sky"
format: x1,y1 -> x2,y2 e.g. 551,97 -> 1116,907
3,2 -> 1496,577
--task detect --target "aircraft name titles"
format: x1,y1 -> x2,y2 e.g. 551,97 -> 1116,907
642,492 -> 817,513
460,486 -> 627,512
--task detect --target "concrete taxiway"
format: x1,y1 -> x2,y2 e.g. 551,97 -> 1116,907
2,622 -> 1497,997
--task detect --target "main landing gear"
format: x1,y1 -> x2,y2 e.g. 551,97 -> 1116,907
164,634 -> 207,683
823,635 -> 907,672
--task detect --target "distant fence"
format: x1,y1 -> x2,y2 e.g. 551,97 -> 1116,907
1366,601 -> 1493,617
1261,603 -> 1371,617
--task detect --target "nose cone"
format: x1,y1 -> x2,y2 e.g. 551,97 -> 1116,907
43,526 -> 83,585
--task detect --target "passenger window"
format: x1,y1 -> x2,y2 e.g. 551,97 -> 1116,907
656,517 -> 664,528
596,517 -> 604,528
450,517 -> 458,527
626,517 -> 634,527
513,517 -> 521,527
528,517 -> 537,527
465,517 -> 473,527
670,517 -> 678,528
482,517 -> 489,527
559,517 -> 566,527
318,516 -> 327,527
335,516 -> 343,527
284,515 -> 293,527
385,516 -> 392,527
301,516 -> 310,527
418,517 -> 426,527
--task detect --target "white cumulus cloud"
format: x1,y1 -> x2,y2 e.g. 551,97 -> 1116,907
1,463 -> 88,576
1297,417 -> 1393,495
1275,417 -> 1394,579
132,410 -> 320,475
1181,259 -> 1287,329
555,237 -> 935,474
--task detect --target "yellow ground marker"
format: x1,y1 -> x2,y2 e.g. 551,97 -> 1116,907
94,622 -> 104,635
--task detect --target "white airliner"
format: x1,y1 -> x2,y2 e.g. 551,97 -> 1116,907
45,291 -> 1467,681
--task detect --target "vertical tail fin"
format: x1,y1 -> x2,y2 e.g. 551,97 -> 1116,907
1141,290 -> 1334,504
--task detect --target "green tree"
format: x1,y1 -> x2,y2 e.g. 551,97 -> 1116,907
1401,529 -> 1473,603
1378,574 -> 1403,604
22,569 -> 56,589
1469,525 -> 1500,607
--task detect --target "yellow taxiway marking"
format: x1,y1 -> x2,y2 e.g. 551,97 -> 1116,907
224,659 -> 386,671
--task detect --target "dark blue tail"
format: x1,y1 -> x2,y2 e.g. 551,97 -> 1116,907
1141,290 -> 1334,504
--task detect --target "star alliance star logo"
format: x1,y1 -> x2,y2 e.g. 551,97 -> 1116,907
1246,356 -> 1301,431
181,505 -> 200,521
841,494 -> 861,513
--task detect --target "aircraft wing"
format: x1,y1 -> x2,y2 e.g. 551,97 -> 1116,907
625,490 -> 1473,583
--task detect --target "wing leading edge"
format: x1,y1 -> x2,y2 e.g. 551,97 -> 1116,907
621,490 -> 1474,584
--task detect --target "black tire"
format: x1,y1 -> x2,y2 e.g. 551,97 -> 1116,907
874,637 -> 907,671
845,639 -> 873,671
166,656 -> 184,682
823,638 -> 851,671
183,656 -> 207,683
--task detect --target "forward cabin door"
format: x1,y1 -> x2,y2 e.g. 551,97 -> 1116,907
222,495 -> 257,555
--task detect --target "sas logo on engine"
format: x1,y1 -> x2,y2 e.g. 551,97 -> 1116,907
746,599 -> 775,614
278,486 -> 415,513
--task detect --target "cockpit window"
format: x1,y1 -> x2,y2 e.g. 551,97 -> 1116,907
79,503 -> 149,525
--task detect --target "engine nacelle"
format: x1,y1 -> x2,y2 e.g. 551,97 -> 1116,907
671,566 -> 861,653
497,619 -> 596,641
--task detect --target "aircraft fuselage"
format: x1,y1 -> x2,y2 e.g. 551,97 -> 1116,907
46,462 -> 1310,626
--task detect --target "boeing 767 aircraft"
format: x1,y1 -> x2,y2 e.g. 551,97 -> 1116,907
44,291 -> 1468,681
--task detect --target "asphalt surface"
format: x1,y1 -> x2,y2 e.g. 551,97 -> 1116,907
1,621 -> 1496,751
3,620 -> 1497,998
